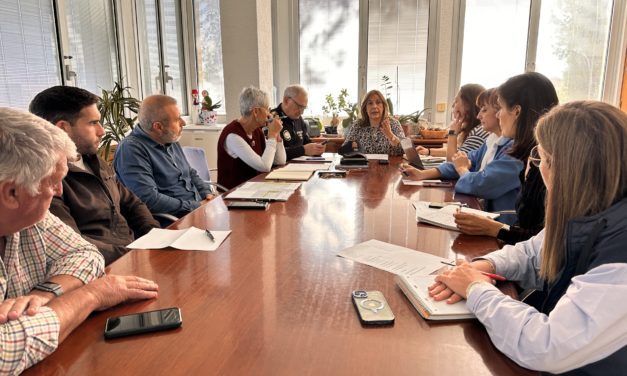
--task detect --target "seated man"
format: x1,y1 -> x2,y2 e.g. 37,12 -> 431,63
114,95 -> 215,218
271,85 -> 325,159
29,86 -> 160,265
0,108 -> 158,374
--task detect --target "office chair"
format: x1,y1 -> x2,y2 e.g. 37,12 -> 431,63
182,146 -> 228,194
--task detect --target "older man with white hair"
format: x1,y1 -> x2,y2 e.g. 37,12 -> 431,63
0,108 -> 159,374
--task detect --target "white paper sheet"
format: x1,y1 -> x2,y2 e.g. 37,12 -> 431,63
225,182 -> 300,201
291,155 -> 334,162
401,179 -> 442,186
364,154 -> 389,161
337,239 -> 449,278
280,163 -> 330,171
127,227 -> 231,251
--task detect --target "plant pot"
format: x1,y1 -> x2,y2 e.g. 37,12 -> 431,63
199,109 -> 217,126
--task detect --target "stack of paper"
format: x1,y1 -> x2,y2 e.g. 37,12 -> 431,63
265,163 -> 330,181
396,274 -> 475,320
402,179 -> 442,186
413,201 -> 499,231
127,227 -> 231,252
225,182 -> 300,201
421,155 -> 446,168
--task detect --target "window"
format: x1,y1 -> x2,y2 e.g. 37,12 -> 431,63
367,0 -> 429,115
63,0 -> 119,94
299,0 -> 360,117
535,0 -> 613,102
195,0 -> 225,113
136,0 -> 187,112
0,0 -> 61,109
460,0 -> 531,89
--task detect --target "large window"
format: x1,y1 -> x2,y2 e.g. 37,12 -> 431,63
195,0 -> 225,114
136,0 -> 187,112
535,0 -> 613,102
0,0 -> 61,109
460,0 -> 531,89
63,0 -> 119,95
367,0 -> 429,115
299,0 -> 360,117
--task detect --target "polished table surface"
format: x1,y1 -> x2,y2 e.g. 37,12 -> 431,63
25,156 -> 536,376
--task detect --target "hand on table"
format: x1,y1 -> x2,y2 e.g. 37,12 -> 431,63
416,146 -> 429,156
304,142 -> 325,156
433,263 -> 493,300
0,293 -> 53,323
85,275 -> 159,311
453,211 -> 502,237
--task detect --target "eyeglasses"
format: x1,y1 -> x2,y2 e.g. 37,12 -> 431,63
289,97 -> 308,111
529,145 -> 542,167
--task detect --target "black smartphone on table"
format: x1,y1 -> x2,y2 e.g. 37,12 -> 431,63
104,307 -> 182,339
351,290 -> 395,325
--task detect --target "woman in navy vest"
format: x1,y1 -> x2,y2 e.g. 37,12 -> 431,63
431,101 -> 627,375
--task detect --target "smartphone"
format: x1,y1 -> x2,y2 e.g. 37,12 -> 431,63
422,181 -> 453,188
320,140 -> 330,145
226,201 -> 269,210
378,159 -> 389,165
104,307 -> 182,339
351,290 -> 395,325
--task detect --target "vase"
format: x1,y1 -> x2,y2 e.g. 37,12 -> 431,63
199,109 -> 217,126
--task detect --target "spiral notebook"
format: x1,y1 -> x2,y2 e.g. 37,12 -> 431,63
396,274 -> 475,321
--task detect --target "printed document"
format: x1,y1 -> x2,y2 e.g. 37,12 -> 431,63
414,201 -> 499,231
337,239 -> 449,278
225,182 -> 300,201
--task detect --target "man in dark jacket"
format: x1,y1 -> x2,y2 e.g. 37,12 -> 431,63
29,86 -> 159,264
271,85 -> 325,160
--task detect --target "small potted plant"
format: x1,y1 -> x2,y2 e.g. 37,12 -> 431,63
98,80 -> 140,162
322,94 -> 340,134
199,90 -> 222,126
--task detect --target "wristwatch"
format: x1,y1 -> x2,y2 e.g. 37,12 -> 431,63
33,281 -> 63,297
448,129 -> 458,136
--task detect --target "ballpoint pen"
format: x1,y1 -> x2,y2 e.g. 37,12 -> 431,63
205,229 -> 215,242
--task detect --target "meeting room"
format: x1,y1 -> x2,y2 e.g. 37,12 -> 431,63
1,0 -> 627,374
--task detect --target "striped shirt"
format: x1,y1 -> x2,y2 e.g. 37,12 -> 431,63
459,126 -> 489,154
1,212 -> 104,375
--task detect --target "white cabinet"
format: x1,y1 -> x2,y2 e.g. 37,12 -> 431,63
179,125 -> 224,182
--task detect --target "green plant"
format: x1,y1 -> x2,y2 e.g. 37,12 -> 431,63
380,75 -> 394,116
322,89 -> 359,129
201,95 -> 222,111
398,108 -> 430,125
98,81 -> 140,161
322,94 -> 339,117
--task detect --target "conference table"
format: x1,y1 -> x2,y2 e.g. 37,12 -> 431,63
25,156 -> 536,375
312,136 -> 448,153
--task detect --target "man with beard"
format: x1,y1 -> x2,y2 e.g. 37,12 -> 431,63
114,95 -> 215,219
29,86 -> 159,264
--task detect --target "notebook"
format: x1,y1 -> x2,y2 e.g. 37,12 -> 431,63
396,274 -> 475,320
413,201 -> 499,231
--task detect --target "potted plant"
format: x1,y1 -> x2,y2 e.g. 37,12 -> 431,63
336,89 -> 359,130
398,108 -> 430,136
98,81 -> 140,162
199,91 -> 222,126
380,75 -> 394,116
322,94 -> 340,134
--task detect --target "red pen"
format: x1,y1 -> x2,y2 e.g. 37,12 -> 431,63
481,272 -> 507,281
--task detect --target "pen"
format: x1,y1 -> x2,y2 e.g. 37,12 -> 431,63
205,229 -> 215,242
440,261 -> 507,281
399,167 -> 410,177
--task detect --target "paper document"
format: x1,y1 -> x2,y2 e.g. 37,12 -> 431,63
127,227 -> 231,252
280,163 -> 330,172
364,154 -> 389,161
414,201 -> 499,231
265,170 -> 314,181
337,239 -> 449,278
225,182 -> 300,201
402,179 -> 442,186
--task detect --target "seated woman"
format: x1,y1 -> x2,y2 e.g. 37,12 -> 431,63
454,72 -> 558,243
431,101 -> 627,374
217,86 -> 286,189
340,90 -> 404,155
418,84 -> 487,160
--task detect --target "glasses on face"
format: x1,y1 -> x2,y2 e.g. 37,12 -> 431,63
529,145 -> 542,167
289,97 -> 307,111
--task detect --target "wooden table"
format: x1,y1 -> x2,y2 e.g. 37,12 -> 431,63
25,157 -> 536,376
312,136 -> 447,153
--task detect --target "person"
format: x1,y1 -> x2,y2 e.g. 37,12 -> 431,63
271,85 -> 325,159
29,86 -> 159,265
114,95 -> 216,218
453,72 -> 558,243
400,89 -> 524,215
0,108 -> 158,374
418,84 -> 488,160
430,101 -> 627,374
340,90 -> 405,155
217,86 -> 287,189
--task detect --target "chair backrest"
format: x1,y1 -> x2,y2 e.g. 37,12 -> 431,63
305,118 -> 321,137
182,146 -> 211,181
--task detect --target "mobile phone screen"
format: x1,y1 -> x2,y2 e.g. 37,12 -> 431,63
104,307 -> 182,339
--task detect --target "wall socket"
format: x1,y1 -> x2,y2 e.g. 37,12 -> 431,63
436,103 -> 447,112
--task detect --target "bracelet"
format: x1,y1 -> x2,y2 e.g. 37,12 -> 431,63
448,129 -> 458,137
427,148 -> 431,156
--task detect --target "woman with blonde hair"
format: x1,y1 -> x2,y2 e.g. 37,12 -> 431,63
340,90 -> 404,155
430,101 -> 627,374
